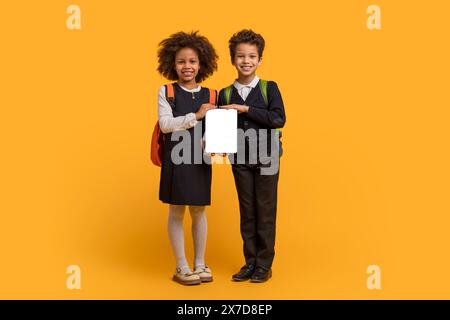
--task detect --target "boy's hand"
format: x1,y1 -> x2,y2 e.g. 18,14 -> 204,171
220,104 -> 249,114
195,103 -> 217,120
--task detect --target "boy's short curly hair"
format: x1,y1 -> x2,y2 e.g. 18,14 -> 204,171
157,31 -> 218,83
228,29 -> 265,62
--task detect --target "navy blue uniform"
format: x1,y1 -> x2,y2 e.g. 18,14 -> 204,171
218,80 -> 286,269
159,83 -> 215,206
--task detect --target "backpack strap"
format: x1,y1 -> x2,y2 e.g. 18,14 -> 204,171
259,79 -> 268,106
224,85 -> 233,105
208,89 -> 217,105
165,83 -> 175,109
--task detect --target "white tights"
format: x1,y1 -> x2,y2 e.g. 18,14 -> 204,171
167,205 -> 207,272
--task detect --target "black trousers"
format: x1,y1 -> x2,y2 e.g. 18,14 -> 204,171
231,162 -> 280,270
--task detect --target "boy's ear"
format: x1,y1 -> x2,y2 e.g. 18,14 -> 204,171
257,57 -> 263,66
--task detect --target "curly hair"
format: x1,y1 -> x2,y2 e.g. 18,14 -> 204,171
228,29 -> 265,63
157,31 -> 218,83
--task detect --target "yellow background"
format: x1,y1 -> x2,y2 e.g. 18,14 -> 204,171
1,0 -> 449,299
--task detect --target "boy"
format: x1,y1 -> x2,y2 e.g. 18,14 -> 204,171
219,29 -> 286,283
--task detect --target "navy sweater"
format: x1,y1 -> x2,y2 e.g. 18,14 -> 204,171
218,80 -> 286,162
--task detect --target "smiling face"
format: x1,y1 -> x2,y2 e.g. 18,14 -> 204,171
174,47 -> 200,84
232,43 -> 262,78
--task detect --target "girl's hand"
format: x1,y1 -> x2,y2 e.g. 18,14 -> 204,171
220,104 -> 249,114
195,103 -> 217,120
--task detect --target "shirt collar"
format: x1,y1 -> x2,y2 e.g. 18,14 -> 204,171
233,75 -> 260,90
178,83 -> 201,92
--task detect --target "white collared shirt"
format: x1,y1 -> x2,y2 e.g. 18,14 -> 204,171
233,75 -> 260,101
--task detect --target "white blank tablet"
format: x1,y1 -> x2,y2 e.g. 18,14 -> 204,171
204,109 -> 237,154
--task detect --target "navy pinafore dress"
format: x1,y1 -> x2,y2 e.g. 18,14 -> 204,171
159,83 -> 213,206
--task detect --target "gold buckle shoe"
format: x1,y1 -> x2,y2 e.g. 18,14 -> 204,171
172,268 -> 201,286
194,265 -> 213,282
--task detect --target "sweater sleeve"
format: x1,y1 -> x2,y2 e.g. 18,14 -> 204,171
157,85 -> 198,134
246,81 -> 286,128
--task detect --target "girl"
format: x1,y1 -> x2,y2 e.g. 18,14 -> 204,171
156,31 -> 218,285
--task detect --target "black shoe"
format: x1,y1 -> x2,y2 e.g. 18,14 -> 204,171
232,264 -> 255,282
250,267 -> 272,283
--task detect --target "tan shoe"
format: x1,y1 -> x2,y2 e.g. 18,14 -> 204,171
194,265 -> 213,282
172,268 -> 201,286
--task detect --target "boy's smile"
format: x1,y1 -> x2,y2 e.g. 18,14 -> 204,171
233,43 -> 262,82
175,47 -> 200,86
